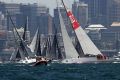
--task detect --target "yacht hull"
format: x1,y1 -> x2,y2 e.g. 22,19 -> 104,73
61,57 -> 115,64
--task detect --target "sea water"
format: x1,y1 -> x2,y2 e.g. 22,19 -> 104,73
0,63 -> 120,80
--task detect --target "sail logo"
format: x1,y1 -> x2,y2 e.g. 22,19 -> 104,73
67,10 -> 80,30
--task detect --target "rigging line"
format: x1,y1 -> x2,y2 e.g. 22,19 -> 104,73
12,26 -> 19,48
7,11 -> 23,41
6,11 -> 29,57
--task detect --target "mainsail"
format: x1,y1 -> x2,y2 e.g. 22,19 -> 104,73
58,6 -> 79,59
61,0 -> 102,56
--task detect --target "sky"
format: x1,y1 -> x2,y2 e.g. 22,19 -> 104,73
2,0 -> 76,16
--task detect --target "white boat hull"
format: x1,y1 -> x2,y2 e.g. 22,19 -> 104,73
61,57 -> 114,64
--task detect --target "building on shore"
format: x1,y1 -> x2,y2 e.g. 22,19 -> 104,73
72,1 -> 88,28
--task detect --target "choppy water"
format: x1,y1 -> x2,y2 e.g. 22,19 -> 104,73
0,63 -> 120,80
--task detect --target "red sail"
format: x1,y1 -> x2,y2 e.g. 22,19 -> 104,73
67,10 -> 80,30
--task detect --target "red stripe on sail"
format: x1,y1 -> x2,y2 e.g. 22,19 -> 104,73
67,10 -> 80,30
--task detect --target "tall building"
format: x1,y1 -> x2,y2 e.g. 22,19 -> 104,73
0,11 -> 7,51
4,3 -> 21,30
72,1 -> 88,28
36,6 -> 53,35
0,11 -> 7,30
20,3 -> 52,36
108,0 -> 120,24
36,13 -> 53,35
79,0 -> 111,27
0,2 -> 53,50
0,2 -> 53,36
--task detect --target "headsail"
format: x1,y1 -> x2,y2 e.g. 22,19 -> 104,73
28,29 -> 38,52
58,6 -> 79,59
61,0 -> 102,56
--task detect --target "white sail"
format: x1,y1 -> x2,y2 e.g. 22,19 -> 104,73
28,29 -> 38,52
58,8 -> 79,59
65,9 -> 102,55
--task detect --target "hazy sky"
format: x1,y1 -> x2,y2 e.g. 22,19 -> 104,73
2,0 -> 76,16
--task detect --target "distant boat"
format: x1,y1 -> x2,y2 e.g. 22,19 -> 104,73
28,27 -> 51,65
9,15 -> 36,64
10,28 -> 36,64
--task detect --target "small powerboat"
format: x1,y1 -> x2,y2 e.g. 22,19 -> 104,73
33,56 -> 51,66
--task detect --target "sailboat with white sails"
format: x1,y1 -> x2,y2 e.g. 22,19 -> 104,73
56,0 -> 108,63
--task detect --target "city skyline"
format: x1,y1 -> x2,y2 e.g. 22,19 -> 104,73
1,0 -> 76,16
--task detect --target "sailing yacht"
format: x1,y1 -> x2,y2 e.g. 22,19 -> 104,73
9,16 -> 36,64
27,27 -> 51,65
57,0 -> 107,63
10,28 -> 36,64
57,4 -> 80,63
